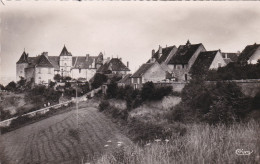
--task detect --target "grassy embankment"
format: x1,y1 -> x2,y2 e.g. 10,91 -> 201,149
96,95 -> 260,164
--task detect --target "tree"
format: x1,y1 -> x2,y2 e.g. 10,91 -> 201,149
5,81 -> 16,91
141,82 -> 155,101
0,84 -> 5,90
49,81 -> 56,88
106,81 -> 118,99
91,73 -> 107,89
54,74 -> 62,82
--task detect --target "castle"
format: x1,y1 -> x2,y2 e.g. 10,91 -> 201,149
16,45 -> 106,84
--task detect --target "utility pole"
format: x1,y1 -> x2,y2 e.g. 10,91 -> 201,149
76,83 -> 79,129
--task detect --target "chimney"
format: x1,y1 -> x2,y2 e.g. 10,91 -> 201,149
86,54 -> 89,61
225,53 -> 228,59
127,61 -> 129,68
42,52 -> 48,57
186,40 -> 191,46
158,45 -> 162,58
152,49 -> 155,58
119,58 -> 122,61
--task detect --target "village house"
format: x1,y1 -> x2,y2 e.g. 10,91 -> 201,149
189,50 -> 227,77
16,45 -> 105,84
130,62 -> 170,89
221,52 -> 240,64
147,45 -> 178,64
117,74 -> 132,87
96,58 -> 130,76
167,40 -> 206,81
237,43 -> 260,64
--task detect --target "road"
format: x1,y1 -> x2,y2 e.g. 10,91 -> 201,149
0,103 -> 132,164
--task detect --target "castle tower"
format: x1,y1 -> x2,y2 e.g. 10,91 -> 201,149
16,50 -> 29,81
59,45 -> 72,77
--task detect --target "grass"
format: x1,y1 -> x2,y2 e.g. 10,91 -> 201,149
97,120 -> 260,164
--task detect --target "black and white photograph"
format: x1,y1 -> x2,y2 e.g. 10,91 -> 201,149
0,1 -> 260,164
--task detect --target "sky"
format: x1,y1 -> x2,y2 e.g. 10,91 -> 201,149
1,1 -> 260,85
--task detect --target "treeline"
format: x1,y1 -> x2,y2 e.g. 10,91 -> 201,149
103,81 -> 173,110
207,62 -> 260,80
168,79 -> 260,124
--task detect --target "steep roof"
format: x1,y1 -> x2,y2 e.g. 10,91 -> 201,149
16,51 -> 28,64
131,63 -> 154,78
72,56 -> 98,69
48,56 -> 60,70
224,58 -> 233,64
190,50 -> 218,75
148,46 -> 176,64
168,43 -> 203,64
222,52 -> 239,62
97,58 -> 130,73
36,53 -> 54,68
60,45 -> 72,56
118,74 -> 132,84
238,44 -> 260,62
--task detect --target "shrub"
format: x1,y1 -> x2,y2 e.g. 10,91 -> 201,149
251,91 -> 260,110
5,81 -> 16,91
91,73 -> 107,89
106,81 -> 118,99
99,100 -> 110,112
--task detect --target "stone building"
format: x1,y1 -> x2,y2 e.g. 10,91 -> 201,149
130,62 -> 170,89
167,40 -> 206,81
189,50 -> 226,77
96,58 -> 130,76
237,43 -> 260,64
16,45 -> 105,84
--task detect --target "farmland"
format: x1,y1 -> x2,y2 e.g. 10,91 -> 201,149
0,102 -> 132,164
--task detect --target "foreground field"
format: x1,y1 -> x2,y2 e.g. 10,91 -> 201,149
98,121 -> 260,164
0,102 -> 132,164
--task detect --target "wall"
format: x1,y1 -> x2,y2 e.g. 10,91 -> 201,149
25,67 -> 35,82
168,64 -> 189,81
16,63 -> 28,81
249,48 -> 260,64
71,68 -> 87,79
60,56 -> 72,77
209,51 -> 227,69
35,67 -> 54,84
142,63 -> 166,83
86,69 -> 96,81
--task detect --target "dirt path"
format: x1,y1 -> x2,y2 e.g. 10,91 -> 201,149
0,103 -> 132,164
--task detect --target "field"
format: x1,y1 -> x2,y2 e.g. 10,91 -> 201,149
0,101 -> 132,164
97,121 -> 260,164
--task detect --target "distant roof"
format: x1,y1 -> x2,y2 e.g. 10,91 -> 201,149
97,58 -> 130,73
48,56 -> 60,70
222,52 -> 239,62
224,58 -> 233,65
17,51 -> 28,64
60,45 -> 72,56
168,43 -> 203,64
131,63 -> 154,78
190,50 -> 218,75
36,53 -> 54,68
148,46 -> 176,64
118,74 -> 132,83
72,56 -> 98,69
238,43 -> 260,62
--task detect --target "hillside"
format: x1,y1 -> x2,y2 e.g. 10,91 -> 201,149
0,101 -> 132,164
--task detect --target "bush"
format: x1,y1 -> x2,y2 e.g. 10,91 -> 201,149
251,91 -> 260,110
99,100 -> 110,112
5,81 -> 16,91
91,73 -> 107,89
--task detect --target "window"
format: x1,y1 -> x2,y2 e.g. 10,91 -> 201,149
182,64 -> 185,69
137,78 -> 140,84
134,84 -> 138,90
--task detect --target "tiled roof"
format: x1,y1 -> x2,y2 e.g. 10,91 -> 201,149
60,45 -> 72,56
48,56 -> 60,71
237,44 -> 260,62
72,56 -> 98,69
190,50 -> 218,75
118,74 -> 132,84
222,53 -> 239,62
36,53 -> 54,68
224,58 -> 233,64
148,46 -> 176,64
131,63 -> 154,78
168,43 -> 203,64
16,51 -> 28,64
97,58 -> 130,73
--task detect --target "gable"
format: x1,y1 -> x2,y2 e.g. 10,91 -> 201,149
238,44 -> 260,62
168,43 -> 204,64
